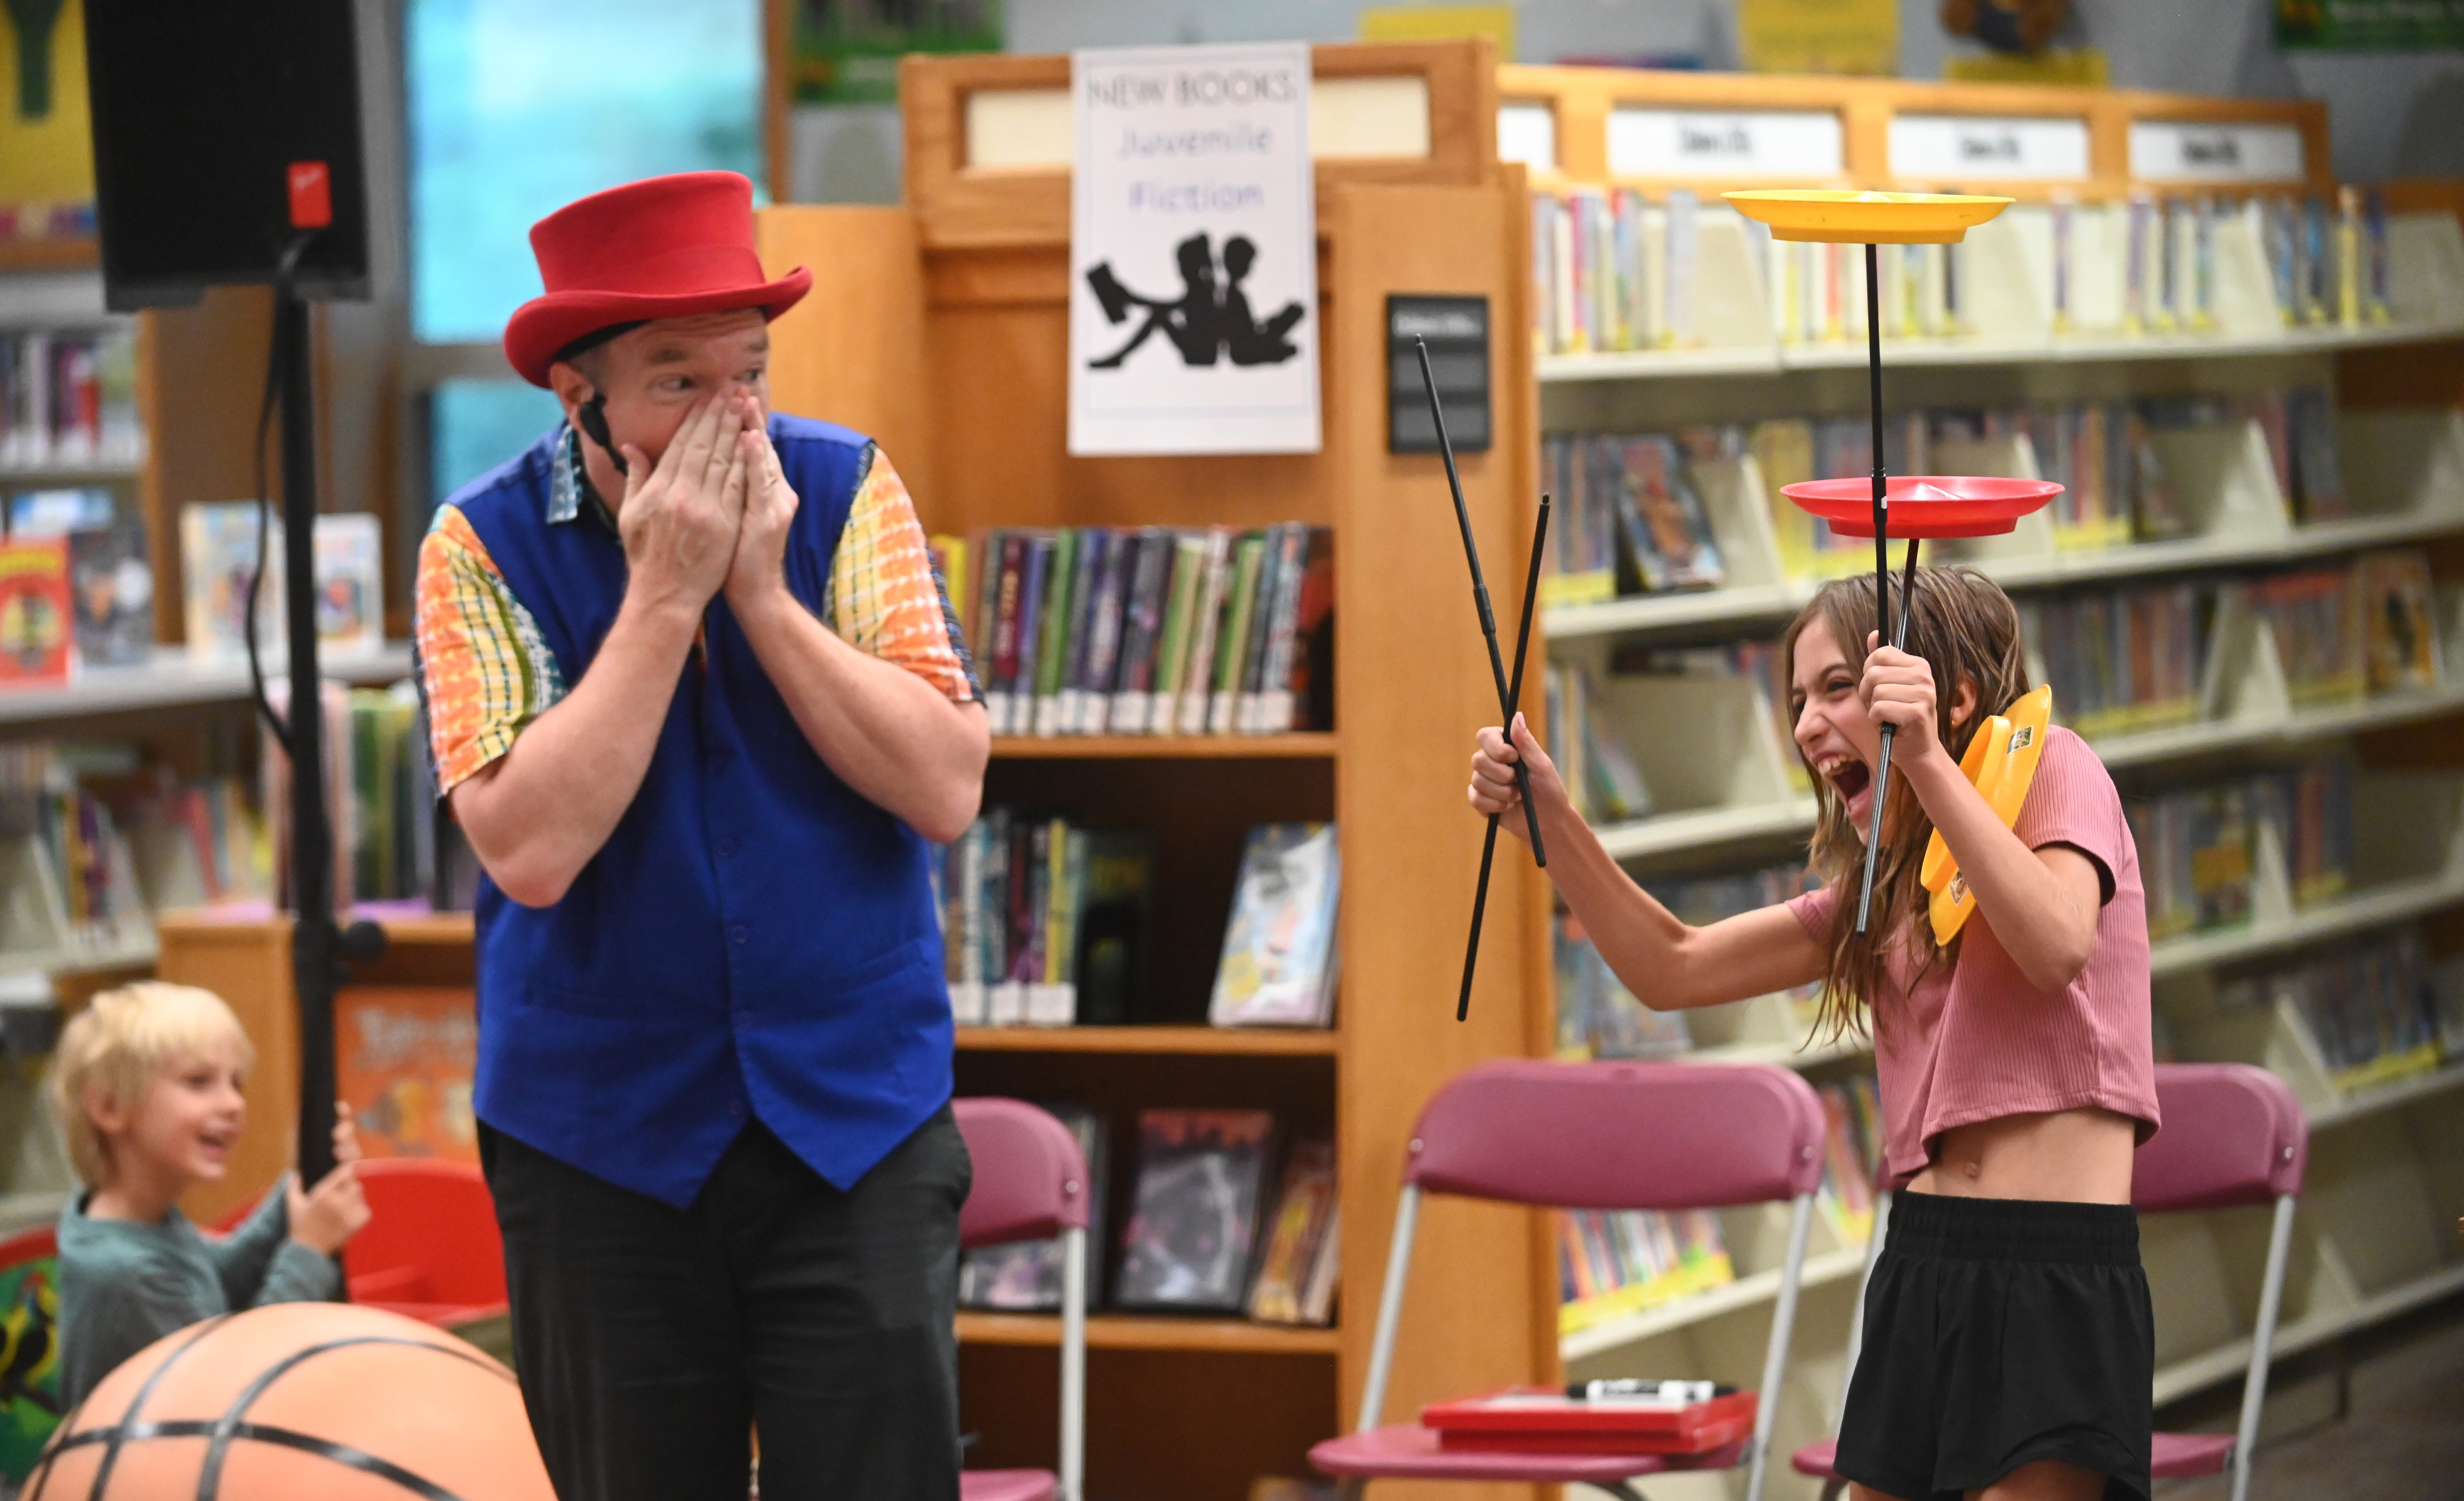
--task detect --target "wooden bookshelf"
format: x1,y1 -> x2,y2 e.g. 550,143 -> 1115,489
954,1026 -> 1339,1057
990,733 -> 1337,760
957,1312 -> 1341,1357
0,238 -> 100,272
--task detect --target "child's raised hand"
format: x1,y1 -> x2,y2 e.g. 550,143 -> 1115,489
1469,713 -> 1567,846
286,1160 -> 370,1257
1862,630 -> 1944,765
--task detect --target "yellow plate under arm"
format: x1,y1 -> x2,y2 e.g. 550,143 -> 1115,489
1721,190 -> 2015,245
1920,685 -> 2053,945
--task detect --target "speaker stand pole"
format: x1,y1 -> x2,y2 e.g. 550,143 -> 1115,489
274,282 -> 382,1189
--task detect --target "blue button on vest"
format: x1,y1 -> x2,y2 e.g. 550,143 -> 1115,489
449,416 -> 952,1208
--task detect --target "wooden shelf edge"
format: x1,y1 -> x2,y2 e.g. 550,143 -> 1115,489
1560,1243 -> 1869,1361
991,733 -> 1336,759
2151,1260 -> 2464,1407
956,1310 -> 1338,1355
957,1025 -> 1337,1056
0,239 -> 99,273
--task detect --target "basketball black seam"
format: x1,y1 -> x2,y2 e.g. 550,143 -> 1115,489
31,1312 -> 232,1501
42,1419 -> 466,1501
196,1335 -> 511,1501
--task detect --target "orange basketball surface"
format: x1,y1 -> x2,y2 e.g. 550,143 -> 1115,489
27,1303 -> 551,1501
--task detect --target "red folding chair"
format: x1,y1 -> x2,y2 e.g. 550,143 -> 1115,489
342,1158 -> 509,1326
1791,1062 -> 2308,1501
1309,1059 -> 1827,1501
954,1098 -> 1092,1501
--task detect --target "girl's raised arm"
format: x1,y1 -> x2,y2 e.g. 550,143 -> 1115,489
1473,716 -> 1826,1011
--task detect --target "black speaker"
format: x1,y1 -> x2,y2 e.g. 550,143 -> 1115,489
84,0 -> 371,311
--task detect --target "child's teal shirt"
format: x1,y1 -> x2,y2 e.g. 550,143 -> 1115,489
55,1186 -> 339,1406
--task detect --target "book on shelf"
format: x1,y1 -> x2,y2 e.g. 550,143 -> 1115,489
959,1102 -> 1109,1313
1209,822 -> 1340,1030
1815,1079 -> 1881,1245
119,771 -> 270,912
2244,567 -> 2367,707
67,519 -> 152,670
1246,1138 -> 1338,1326
0,329 -> 143,471
7,485 -> 114,538
1557,1206 -> 1733,1335
1544,659 -> 1652,825
0,537 -> 72,686
1540,432 -> 1726,607
2016,581 -> 2211,739
314,512 -> 386,657
2357,549 -> 2442,692
942,811 -> 1150,1028
1113,1108 -> 1276,1314
2255,756 -> 2355,909
948,522 -> 1332,739
2220,924 -> 2444,1092
180,504 -> 390,663
2130,780 -> 2256,942
1555,913 -> 1688,1061
0,742 -> 155,958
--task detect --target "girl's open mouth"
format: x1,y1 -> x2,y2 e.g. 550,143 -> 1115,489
1817,752 -> 1871,803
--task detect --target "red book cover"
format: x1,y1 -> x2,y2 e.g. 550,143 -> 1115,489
1421,1387 -> 1757,1456
0,539 -> 73,685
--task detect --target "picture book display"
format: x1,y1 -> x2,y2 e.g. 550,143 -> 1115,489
1113,1109 -> 1275,1313
2219,924 -> 2445,1093
1246,1139 -> 1338,1326
180,504 -> 391,662
67,521 -> 151,669
942,522 -> 1333,739
336,986 -> 480,1164
1209,822 -> 1340,1029
0,539 -> 71,686
1540,430 -> 1727,607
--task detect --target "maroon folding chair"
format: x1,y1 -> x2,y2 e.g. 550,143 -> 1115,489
955,1098 -> 1093,1501
1308,1059 -> 1827,1501
1791,1062 -> 2308,1501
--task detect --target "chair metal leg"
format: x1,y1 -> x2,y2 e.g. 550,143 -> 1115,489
1337,1481 -> 1366,1501
1600,1483 -> 1652,1501
1819,1480 -> 1847,1501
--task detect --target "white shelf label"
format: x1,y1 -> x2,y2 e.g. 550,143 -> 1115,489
1498,101 -> 1556,172
2129,121 -> 2306,185
1608,108 -> 1843,180
1889,114 -> 2089,182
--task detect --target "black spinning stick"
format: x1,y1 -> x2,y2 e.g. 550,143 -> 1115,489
1457,492 -> 1551,1022
1416,340 -> 1545,863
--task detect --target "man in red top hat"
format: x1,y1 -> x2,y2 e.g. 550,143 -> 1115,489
414,171 -> 988,1499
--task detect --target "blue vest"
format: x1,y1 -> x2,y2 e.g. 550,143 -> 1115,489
449,416 -> 952,1208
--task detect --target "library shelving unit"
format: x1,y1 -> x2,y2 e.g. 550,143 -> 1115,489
1500,62 -> 2464,1499
154,38 -> 1563,1501
0,248 -> 418,1238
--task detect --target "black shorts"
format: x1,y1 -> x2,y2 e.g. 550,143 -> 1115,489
1835,1190 -> 2153,1501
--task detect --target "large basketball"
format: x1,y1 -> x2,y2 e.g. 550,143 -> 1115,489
25,1303 -> 551,1501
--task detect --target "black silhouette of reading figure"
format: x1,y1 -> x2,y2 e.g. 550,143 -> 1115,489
1084,232 -> 1306,370
1087,234 -> 1221,369
1218,235 -> 1303,366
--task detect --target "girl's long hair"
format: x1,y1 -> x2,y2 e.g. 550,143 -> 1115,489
1782,566 -> 2031,1040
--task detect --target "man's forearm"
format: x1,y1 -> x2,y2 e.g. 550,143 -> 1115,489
733,589 -> 988,842
451,594 -> 702,906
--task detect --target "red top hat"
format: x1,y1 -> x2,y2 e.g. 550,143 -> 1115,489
502,171 -> 812,387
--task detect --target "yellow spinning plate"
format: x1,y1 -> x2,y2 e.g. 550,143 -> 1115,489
1723,189 -> 2013,244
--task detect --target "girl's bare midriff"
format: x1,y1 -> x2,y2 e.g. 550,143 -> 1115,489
1906,1106 -> 2137,1204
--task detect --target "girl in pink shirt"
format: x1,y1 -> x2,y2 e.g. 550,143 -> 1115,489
1472,567 -> 2157,1501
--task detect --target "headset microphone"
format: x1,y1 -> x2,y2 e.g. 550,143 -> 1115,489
576,392 -> 627,476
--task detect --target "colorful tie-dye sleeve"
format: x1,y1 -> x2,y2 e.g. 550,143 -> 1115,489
828,445 -> 981,704
414,505 -> 567,794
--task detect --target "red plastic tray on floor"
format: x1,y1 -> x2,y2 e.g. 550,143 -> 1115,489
1421,1386 -> 1759,1455
1780,475 -> 2063,538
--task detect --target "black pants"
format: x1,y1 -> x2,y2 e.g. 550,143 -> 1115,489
481,1107 -> 971,1501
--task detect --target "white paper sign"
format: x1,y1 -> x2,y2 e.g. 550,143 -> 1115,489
1889,115 -> 2089,182
1498,102 -> 1557,171
1608,108 -> 1843,179
2129,121 -> 2306,184
1069,43 -> 1320,456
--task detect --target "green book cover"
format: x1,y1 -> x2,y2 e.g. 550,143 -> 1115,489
1148,532 -> 1208,733
1032,528 -> 1079,734
1210,535 -> 1267,734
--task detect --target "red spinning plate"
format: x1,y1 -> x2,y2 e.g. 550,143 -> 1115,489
1780,476 -> 2063,538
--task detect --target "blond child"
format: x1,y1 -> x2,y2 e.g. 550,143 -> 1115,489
47,982 -> 370,1406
